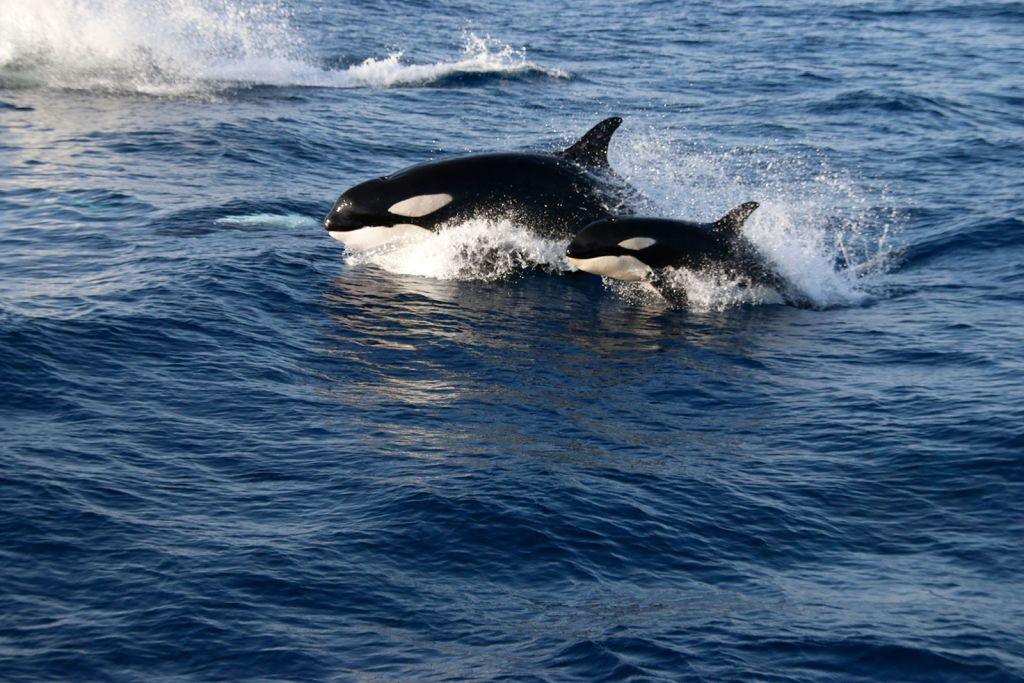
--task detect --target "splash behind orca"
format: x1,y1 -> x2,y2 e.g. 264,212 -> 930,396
324,117 -> 640,251
566,203 -> 787,305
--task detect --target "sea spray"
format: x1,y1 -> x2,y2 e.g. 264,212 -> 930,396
0,1 -> 564,95
345,218 -> 569,282
0,0 -> 299,94
607,128 -> 901,310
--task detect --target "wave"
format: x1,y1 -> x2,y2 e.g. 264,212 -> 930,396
840,3 -> 1024,21
0,0 -> 566,95
806,89 -> 970,124
306,36 -> 568,90
902,216 -> 1024,268
196,34 -> 566,92
0,99 -> 34,111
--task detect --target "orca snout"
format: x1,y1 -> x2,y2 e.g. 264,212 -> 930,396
324,208 -> 359,233
565,236 -> 598,260
565,232 -> 590,258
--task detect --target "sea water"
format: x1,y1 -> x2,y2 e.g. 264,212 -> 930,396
2,0 -> 1022,679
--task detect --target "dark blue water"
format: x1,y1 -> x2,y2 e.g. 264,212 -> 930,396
2,1 -> 1023,679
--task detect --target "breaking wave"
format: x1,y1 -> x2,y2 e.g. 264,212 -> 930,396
0,0 -> 565,95
319,35 -> 568,90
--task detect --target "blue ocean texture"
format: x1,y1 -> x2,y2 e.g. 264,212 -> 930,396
2,0 -> 1023,680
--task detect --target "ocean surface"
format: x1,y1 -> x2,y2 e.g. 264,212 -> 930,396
2,0 -> 1023,680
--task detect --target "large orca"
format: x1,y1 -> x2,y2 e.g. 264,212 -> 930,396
565,202 -> 787,305
324,117 -> 640,251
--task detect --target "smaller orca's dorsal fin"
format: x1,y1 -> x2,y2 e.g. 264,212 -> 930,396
559,117 -> 622,167
712,202 -> 759,236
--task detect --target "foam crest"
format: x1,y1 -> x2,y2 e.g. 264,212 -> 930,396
0,1 -> 564,95
611,130 -> 900,310
326,35 -> 568,89
345,219 -> 569,282
193,34 -> 566,89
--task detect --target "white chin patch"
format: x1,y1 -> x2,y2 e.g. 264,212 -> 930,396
328,224 -> 431,251
568,255 -> 651,281
617,236 -> 656,251
387,193 -> 453,218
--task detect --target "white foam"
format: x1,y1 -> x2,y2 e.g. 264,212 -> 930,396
607,267 -> 785,311
0,0 -> 298,95
345,218 -> 569,282
320,35 -> 568,89
0,2 -> 565,95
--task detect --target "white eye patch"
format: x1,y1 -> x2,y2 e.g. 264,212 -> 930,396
617,237 -> 656,251
388,193 -> 453,218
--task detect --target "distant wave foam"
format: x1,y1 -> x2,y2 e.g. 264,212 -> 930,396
0,0 -> 565,95
198,34 -> 566,91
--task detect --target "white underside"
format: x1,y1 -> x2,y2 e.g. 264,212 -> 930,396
568,255 -> 652,281
328,224 -> 431,251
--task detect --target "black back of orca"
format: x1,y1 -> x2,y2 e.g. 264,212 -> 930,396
339,153 -> 616,237
324,117 -> 638,250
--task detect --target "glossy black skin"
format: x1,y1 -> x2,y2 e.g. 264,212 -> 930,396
324,117 -> 639,241
567,204 -> 783,289
325,154 -> 620,240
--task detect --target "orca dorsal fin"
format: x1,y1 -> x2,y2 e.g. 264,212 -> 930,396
559,117 -> 623,167
712,202 -> 759,236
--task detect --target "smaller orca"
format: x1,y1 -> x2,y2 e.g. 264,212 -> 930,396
565,202 -> 786,305
324,117 -> 640,251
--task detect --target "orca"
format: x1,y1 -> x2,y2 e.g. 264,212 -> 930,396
324,117 -> 641,251
565,202 -> 787,305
